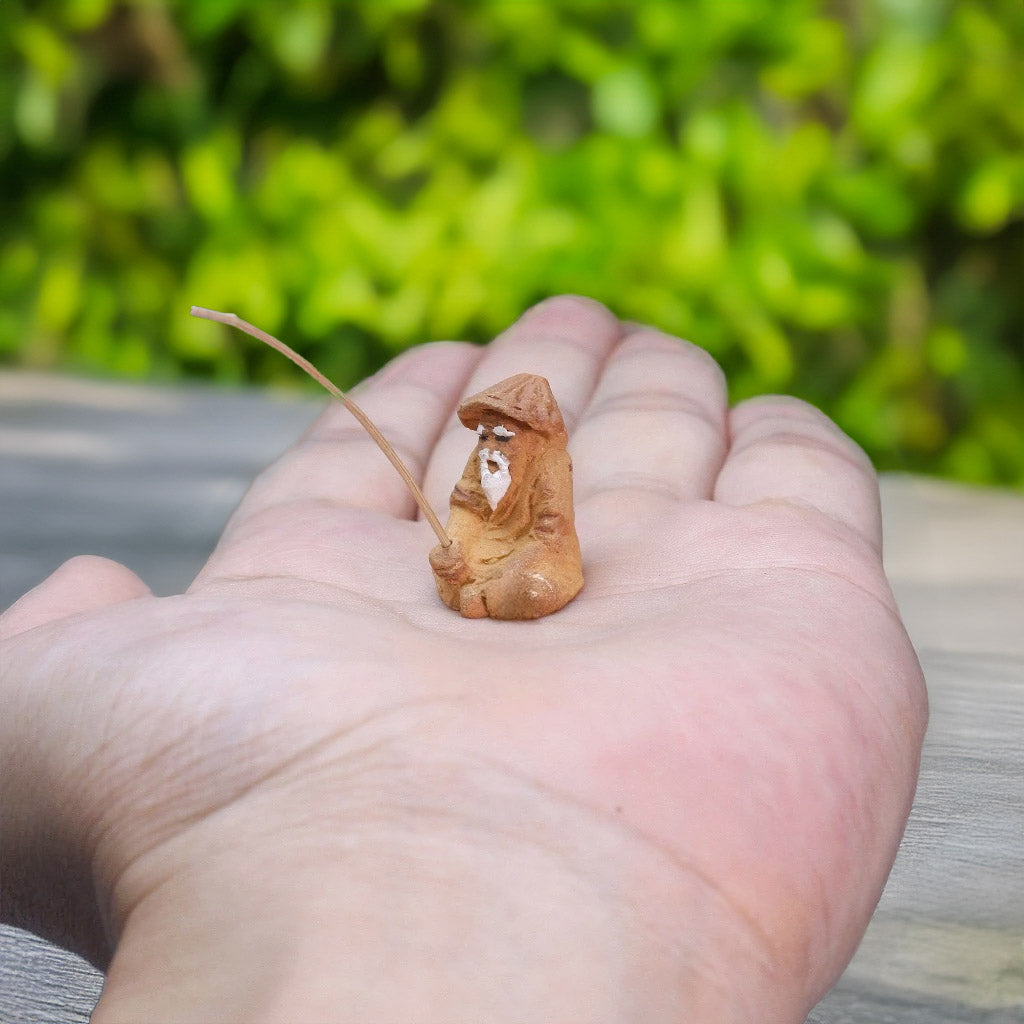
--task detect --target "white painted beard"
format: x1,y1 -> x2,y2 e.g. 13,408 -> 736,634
478,448 -> 512,510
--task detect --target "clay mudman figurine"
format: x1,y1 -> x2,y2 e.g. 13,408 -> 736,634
189,310 -> 583,621
429,373 -> 584,619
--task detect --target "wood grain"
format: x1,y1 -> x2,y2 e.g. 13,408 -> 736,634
1,373 -> 1021,1022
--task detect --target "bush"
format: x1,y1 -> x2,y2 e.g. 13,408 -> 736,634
1,0 -> 1022,485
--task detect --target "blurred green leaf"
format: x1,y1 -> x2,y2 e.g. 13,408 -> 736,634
14,71 -> 58,147
956,157 -> 1023,233
15,19 -> 74,85
36,256 -> 83,334
181,133 -> 240,222
592,65 -> 659,138
853,34 -> 940,139
57,0 -> 115,32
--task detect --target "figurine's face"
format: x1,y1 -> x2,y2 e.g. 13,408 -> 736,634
473,413 -> 534,510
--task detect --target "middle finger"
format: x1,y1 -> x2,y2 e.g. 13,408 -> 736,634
573,325 -> 729,513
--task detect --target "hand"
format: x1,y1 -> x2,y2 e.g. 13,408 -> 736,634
0,296 -> 926,1023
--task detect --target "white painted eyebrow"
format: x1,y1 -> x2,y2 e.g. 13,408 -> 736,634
476,424 -> 486,435
493,424 -> 516,438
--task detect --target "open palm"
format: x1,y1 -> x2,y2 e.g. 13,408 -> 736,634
1,297 -> 926,1022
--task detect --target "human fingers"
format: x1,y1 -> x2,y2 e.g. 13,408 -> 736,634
572,326 -> 728,511
715,396 -> 882,550
0,555 -> 151,640
209,340 -> 482,552
421,296 -> 623,512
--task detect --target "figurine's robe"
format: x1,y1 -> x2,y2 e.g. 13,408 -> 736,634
433,444 -> 583,620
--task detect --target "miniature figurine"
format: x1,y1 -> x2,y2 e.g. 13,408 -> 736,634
428,374 -> 583,619
190,309 -> 583,620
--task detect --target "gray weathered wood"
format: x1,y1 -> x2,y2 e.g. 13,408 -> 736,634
1,372 -> 1021,1022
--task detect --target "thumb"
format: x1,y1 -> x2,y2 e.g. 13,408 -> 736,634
0,555 -> 151,640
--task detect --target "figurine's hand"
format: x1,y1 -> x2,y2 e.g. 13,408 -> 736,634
428,538 -> 471,585
0,297 -> 927,1023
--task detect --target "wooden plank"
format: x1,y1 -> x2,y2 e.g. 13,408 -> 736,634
0,930 -> 101,1024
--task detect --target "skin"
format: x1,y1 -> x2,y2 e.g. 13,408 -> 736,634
0,296 -> 927,1023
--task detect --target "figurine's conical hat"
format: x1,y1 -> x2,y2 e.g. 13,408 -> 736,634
457,374 -> 566,438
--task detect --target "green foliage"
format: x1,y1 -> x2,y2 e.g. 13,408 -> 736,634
1,0 -> 1022,485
